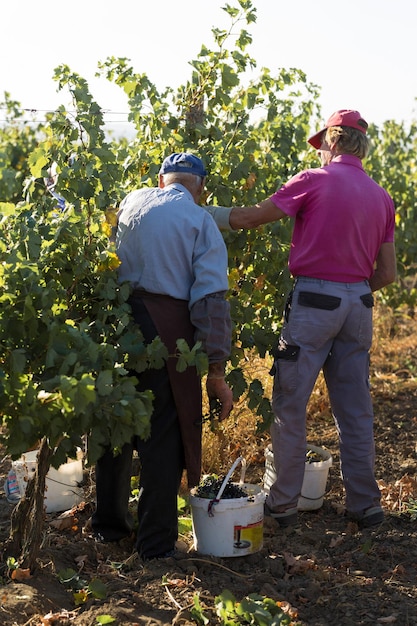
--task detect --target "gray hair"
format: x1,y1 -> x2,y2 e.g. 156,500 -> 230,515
161,172 -> 204,188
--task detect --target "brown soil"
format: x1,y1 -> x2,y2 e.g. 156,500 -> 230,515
1,308 -> 417,625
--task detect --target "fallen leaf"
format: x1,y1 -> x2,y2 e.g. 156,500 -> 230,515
329,535 -> 344,548
283,551 -> 316,574
382,564 -> 407,580
75,554 -> 88,567
50,514 -> 77,531
162,577 -> 188,588
283,552 -> 297,567
41,609 -> 78,625
11,568 -> 31,581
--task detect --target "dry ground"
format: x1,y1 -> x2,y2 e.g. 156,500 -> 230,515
1,306 -> 417,625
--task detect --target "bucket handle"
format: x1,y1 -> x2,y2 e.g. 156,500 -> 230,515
207,456 -> 246,516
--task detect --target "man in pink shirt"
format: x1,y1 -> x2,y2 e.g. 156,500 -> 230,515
228,110 -> 396,528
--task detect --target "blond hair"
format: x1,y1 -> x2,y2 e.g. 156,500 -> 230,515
325,126 -> 370,159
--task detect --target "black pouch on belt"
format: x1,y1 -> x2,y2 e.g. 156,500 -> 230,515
269,341 -> 300,375
298,291 -> 341,310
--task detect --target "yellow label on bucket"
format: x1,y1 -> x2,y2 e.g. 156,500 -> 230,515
233,520 -> 263,553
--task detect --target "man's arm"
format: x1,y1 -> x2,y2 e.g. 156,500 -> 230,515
204,206 -> 234,230
368,242 -> 397,292
229,198 -> 287,230
190,293 -> 233,421
205,198 -> 287,231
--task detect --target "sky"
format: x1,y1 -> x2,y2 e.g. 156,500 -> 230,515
1,0 -> 417,134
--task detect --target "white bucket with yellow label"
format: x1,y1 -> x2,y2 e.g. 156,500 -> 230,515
190,457 -> 265,557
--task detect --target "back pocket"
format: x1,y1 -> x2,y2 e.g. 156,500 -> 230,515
298,291 -> 341,310
360,293 -> 374,308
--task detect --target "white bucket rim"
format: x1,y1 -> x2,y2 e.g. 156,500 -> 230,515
190,483 -> 265,511
265,442 -> 332,467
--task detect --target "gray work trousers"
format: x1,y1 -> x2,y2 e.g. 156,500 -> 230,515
268,276 -> 381,515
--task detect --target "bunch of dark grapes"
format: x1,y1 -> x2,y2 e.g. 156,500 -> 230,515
194,475 -> 247,499
305,449 -> 324,464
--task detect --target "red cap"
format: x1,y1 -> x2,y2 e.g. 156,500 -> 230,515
308,109 -> 369,149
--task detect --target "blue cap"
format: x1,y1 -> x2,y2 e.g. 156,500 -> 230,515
159,152 -> 207,177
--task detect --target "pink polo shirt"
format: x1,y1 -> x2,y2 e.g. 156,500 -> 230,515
269,154 -> 395,282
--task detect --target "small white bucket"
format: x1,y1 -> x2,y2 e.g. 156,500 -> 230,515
264,443 -> 332,511
12,449 -> 84,513
190,457 -> 265,557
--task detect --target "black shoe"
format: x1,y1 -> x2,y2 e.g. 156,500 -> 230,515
141,549 -> 177,561
264,503 -> 298,527
348,506 -> 385,528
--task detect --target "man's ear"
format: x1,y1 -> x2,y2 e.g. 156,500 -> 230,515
158,174 -> 165,188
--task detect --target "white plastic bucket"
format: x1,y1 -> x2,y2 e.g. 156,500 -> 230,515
12,449 -> 84,513
264,443 -> 332,511
190,457 -> 265,557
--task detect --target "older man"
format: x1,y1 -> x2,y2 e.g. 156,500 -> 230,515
92,153 -> 233,560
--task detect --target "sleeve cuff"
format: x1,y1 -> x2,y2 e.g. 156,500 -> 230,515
205,206 -> 234,231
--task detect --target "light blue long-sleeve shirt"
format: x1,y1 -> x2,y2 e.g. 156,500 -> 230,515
116,183 -> 229,309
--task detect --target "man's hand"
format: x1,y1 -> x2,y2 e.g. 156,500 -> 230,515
205,376 -> 233,421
